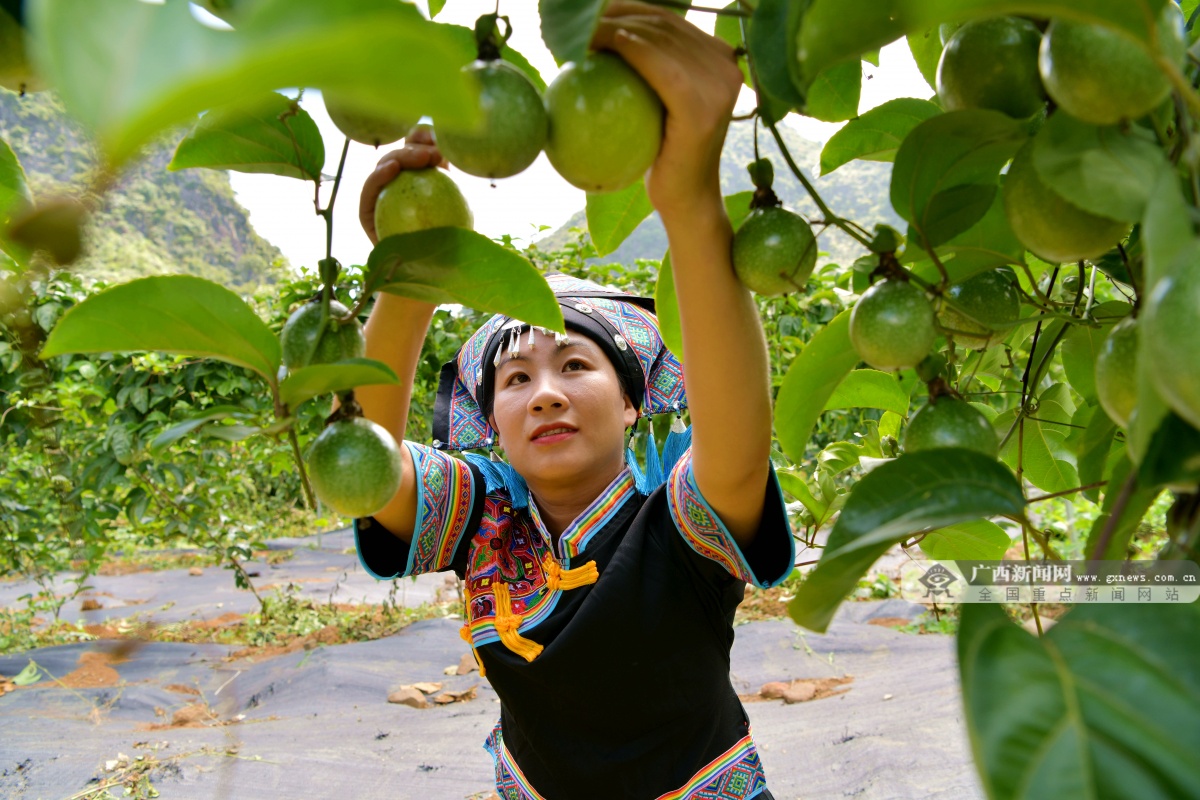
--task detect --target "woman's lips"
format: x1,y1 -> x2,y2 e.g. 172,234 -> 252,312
531,426 -> 577,444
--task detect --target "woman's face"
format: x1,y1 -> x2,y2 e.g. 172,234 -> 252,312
488,328 -> 637,491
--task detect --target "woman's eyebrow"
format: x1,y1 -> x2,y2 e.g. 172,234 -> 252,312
497,341 -> 589,368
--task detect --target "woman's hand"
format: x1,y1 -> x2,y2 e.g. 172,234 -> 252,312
591,2 -> 744,223
358,125 -> 448,245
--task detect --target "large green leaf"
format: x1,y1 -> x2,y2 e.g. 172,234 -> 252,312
959,601 -> 1200,800
655,192 -> 754,362
169,92 -> 325,181
910,189 -> 1025,283
1077,407 -> 1118,502
749,0 -> 807,121
890,109 -> 1026,250
279,358 -> 399,410
789,449 -> 1025,632
775,309 -> 860,464
40,275 -> 281,382
1139,412 -> 1200,489
804,60 -> 861,123
150,404 -> 255,452
364,229 -> 562,330
1032,112 -> 1171,224
794,0 -> 1171,89
586,181 -> 653,257
823,369 -> 910,415
30,0 -> 478,166
820,97 -> 941,175
0,136 -> 32,226
538,0 -> 606,66
906,28 -> 943,91
918,518 -> 1011,560
1060,301 -> 1131,403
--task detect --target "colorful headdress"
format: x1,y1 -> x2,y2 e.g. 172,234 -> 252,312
432,273 -> 687,454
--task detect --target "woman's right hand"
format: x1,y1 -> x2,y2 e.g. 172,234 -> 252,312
358,125 -> 448,245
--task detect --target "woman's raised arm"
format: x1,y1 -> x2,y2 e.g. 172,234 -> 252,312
593,2 -> 773,546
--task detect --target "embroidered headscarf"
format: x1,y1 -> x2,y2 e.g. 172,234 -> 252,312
431,273 -> 691,502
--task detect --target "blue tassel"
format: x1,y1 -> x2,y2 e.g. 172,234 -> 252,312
661,424 -> 692,477
626,447 -> 652,495
463,453 -> 530,509
643,422 -> 663,490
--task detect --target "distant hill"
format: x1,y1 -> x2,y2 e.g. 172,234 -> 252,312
0,90 -> 285,292
537,121 -> 903,268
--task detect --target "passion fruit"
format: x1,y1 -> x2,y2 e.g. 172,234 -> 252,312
732,207 -> 818,296
938,268 -> 1021,350
937,17 -> 1046,119
849,279 -> 936,370
281,300 -> 365,370
543,52 -> 663,193
323,91 -> 413,148
1094,316 -> 1139,428
1144,264 -> 1200,430
306,417 -> 403,518
374,168 -> 473,240
436,60 -> 547,179
903,397 -> 999,457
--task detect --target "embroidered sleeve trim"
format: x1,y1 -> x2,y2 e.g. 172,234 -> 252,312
401,441 -> 475,577
485,721 -> 546,800
666,448 -> 793,589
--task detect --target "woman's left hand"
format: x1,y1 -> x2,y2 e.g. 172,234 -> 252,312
591,2 -> 745,222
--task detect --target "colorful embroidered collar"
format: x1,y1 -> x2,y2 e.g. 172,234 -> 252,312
527,468 -> 638,562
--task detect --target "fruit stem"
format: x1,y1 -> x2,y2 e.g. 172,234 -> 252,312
1026,481 -> 1109,504
645,0 -> 749,15
287,425 -> 318,513
317,136 -> 352,268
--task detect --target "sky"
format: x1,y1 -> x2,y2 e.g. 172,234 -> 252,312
219,1 -> 930,272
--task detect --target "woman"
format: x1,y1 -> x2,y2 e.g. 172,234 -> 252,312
352,4 -> 794,797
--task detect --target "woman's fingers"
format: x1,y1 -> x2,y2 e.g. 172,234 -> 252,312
358,139 -> 445,244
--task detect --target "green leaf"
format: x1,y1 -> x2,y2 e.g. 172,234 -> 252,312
40,276 -> 281,382
918,519 -> 1010,560
1084,456 -> 1160,559
428,0 -> 446,18
804,60 -> 861,122
656,192 -> 753,362
820,97 -> 942,175
1032,112 -> 1171,224
959,601 -> 1200,800
748,0 -> 807,120
789,449 -> 1025,632
910,188 -> 1024,283
365,228 -> 563,330
906,28 -> 943,91
442,23 -> 547,92
12,660 -> 41,686
997,401 -> 1079,494
794,0 -> 1170,89
169,92 -> 325,181
1139,412 -> 1200,489
586,181 -> 653,257
778,470 -> 827,521
824,369 -> 909,415
1077,407 -> 1117,502
775,309 -> 861,464
538,0 -> 606,66
1133,170 -> 1191,463
280,358 -> 399,410
150,405 -> 253,452
1060,302 -> 1130,402
0,136 -> 32,227
890,109 -> 1026,250
31,0 -> 478,166
818,440 -> 863,477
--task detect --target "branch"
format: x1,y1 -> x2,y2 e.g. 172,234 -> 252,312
1027,481 -> 1108,504
1089,470 -> 1139,561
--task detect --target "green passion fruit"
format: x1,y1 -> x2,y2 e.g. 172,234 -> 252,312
903,397 -> 999,457
1003,140 -> 1129,264
1039,4 -> 1185,126
732,207 -> 818,296
1094,316 -> 1139,429
938,268 -> 1022,350
323,91 -> 413,148
374,168 -> 473,240
543,52 -> 664,193
280,300 -> 365,371
1144,265 -> 1200,430
306,417 -> 403,518
849,279 -> 936,371
937,17 -> 1046,119
436,60 -> 547,179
